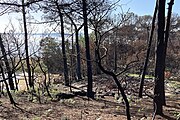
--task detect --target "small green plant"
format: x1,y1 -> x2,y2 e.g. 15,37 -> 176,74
95,94 -> 100,100
44,108 -> 53,115
114,93 -> 119,100
61,116 -> 70,120
66,98 -> 76,104
135,98 -> 142,103
171,82 -> 180,89
32,117 -> 41,120
173,111 -> 180,119
115,106 -> 120,111
138,107 -> 144,113
51,88 -> 60,95
14,90 -> 26,95
117,98 -> 123,103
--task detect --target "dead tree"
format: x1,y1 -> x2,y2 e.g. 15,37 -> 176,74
0,63 -> 16,105
139,0 -> 158,98
0,34 -> 15,90
55,1 -> 70,86
22,0 -> 34,89
96,45 -> 131,120
64,12 -> 83,81
153,0 -> 174,116
37,57 -> 52,98
83,0 -> 94,98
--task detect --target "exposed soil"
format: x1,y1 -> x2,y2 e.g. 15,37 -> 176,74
0,75 -> 179,120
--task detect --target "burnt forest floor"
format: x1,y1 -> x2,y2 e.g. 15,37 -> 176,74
0,74 -> 179,120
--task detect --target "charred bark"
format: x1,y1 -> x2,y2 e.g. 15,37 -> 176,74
139,1 -> 158,98
0,35 -> 15,90
154,0 -> 166,115
56,1 -> 69,86
83,0 -> 94,98
22,0 -> 33,88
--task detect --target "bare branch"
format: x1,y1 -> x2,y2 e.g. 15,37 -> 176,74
0,0 -> 43,7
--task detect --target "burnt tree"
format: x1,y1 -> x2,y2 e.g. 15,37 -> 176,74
82,0 -> 93,98
55,1 -> 69,86
0,34 -> 15,90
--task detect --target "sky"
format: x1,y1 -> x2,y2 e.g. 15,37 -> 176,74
0,0 -> 180,33
120,0 -> 180,16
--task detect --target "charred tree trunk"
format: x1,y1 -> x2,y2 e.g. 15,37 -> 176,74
114,39 -> 117,73
8,56 -> 19,91
64,13 -> 83,81
94,28 -> 101,75
83,0 -> 93,98
0,34 -> 15,90
164,0 -> 174,63
96,48 -> 131,120
0,64 -> 16,105
22,0 -> 33,88
15,37 -> 29,90
56,2 -> 69,86
75,27 -> 83,80
70,25 -> 76,81
20,60 -> 29,91
139,1 -> 158,98
154,0 -> 166,115
60,13 -> 69,86
38,58 -> 52,98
